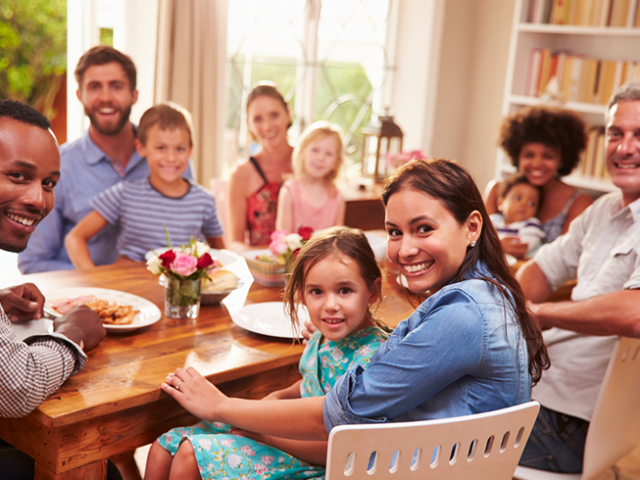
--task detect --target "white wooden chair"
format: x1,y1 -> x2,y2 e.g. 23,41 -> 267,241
514,337 -> 640,480
325,401 -> 540,479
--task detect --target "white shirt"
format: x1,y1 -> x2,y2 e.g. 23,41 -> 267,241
532,191 -> 640,421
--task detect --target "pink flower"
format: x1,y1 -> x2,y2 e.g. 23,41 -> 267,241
269,231 -> 288,256
385,150 -> 426,170
261,455 -> 273,465
254,463 -> 268,474
240,444 -> 255,456
170,253 -> 198,277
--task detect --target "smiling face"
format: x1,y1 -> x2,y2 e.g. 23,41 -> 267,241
303,135 -> 339,180
77,62 -> 138,136
136,125 -> 192,190
518,142 -> 562,187
247,95 -> 291,150
498,182 -> 540,224
0,119 -> 60,252
606,100 -> 640,206
301,254 -> 379,342
385,189 -> 481,294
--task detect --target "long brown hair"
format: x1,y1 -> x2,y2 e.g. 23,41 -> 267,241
381,158 -> 549,385
283,226 -> 386,337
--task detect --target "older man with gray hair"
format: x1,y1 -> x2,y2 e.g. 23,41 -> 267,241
517,80 -> 640,473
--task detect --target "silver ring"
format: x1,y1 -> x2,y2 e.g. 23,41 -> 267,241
175,381 -> 181,391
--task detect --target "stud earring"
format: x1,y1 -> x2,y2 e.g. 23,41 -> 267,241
469,240 -> 477,248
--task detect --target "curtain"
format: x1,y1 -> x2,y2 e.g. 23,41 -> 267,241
155,0 -> 227,184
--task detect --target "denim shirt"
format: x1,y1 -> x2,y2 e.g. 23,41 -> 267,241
323,265 -> 531,432
18,128 -> 194,273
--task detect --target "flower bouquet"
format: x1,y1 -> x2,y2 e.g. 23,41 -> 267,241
146,239 -> 217,319
242,227 -> 313,287
385,150 -> 426,171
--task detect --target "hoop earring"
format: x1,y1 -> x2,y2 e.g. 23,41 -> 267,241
469,240 -> 477,248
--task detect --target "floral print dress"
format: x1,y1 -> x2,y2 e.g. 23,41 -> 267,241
158,326 -> 388,480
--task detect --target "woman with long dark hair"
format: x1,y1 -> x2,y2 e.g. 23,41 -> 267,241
156,158 -> 549,477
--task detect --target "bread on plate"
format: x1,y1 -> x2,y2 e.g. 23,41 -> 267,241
203,268 -> 239,292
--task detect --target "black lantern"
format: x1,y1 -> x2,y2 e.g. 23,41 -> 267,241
361,114 -> 403,183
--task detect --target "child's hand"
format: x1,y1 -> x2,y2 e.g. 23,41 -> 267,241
501,237 -> 528,259
161,367 -> 227,422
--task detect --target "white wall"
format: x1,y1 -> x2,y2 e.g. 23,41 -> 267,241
391,0 -> 446,155
431,0 -> 515,191
66,0 -> 159,142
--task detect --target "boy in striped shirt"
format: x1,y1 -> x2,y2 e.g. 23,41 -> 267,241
65,103 -> 224,268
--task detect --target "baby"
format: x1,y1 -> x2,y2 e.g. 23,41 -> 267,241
490,174 -> 545,259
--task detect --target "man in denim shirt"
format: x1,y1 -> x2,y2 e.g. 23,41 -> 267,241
517,80 -> 640,473
18,46 -> 192,273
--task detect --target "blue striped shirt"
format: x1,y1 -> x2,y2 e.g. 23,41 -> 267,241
91,178 -> 223,262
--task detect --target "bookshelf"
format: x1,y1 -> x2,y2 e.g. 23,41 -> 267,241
496,0 -> 640,196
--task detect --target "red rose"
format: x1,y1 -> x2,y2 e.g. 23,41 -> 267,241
197,252 -> 215,270
292,248 -> 301,259
298,226 -> 313,241
159,249 -> 176,268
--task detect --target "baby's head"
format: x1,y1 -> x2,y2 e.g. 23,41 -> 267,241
293,121 -> 343,183
284,226 -> 383,341
135,102 -> 194,181
498,174 -> 542,224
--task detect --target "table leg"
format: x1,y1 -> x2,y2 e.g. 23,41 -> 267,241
35,460 -> 108,480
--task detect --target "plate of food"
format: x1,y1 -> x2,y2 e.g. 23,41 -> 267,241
44,288 -> 161,333
230,301 -> 308,339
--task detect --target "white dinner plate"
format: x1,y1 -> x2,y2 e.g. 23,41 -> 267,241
231,301 -> 308,339
44,288 -> 162,333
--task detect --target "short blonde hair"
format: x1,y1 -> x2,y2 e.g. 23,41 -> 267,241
137,102 -> 194,146
293,121 -> 343,183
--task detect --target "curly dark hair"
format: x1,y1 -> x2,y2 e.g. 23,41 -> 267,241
499,106 -> 587,177
0,100 -> 51,130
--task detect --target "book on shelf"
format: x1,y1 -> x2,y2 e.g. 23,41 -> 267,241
582,127 -> 607,178
528,0 -> 640,26
525,49 -> 640,104
593,130 -> 607,178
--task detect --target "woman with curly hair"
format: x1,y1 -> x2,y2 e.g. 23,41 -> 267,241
484,106 -> 592,258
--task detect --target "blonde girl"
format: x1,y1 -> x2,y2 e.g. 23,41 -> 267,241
147,226 -> 388,480
276,121 -> 346,233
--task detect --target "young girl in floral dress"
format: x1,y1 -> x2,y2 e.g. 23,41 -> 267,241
145,226 -> 389,480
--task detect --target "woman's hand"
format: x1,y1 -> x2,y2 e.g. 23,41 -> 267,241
501,237 -> 528,259
161,367 -> 227,422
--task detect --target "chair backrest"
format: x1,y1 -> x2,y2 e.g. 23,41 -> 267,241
325,401 -> 540,480
209,178 -> 232,247
581,336 -> 640,480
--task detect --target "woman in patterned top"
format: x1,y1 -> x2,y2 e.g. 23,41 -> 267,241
484,106 -> 592,257
145,227 -> 388,480
228,83 -> 294,248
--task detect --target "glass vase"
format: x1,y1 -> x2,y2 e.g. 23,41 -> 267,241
164,276 -> 201,319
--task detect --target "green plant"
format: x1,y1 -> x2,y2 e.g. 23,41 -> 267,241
0,0 -> 67,119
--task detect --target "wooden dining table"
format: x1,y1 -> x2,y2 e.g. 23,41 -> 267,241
0,248 -> 416,479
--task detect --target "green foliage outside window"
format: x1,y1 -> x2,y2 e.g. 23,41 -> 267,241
0,0 -> 67,119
